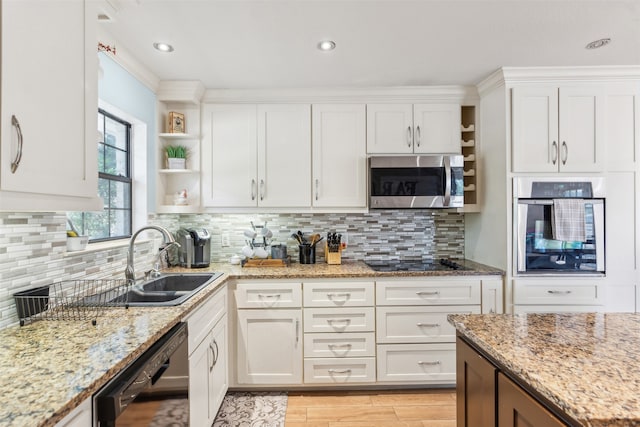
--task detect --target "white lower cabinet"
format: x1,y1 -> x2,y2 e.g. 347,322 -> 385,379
234,281 -> 303,385
303,357 -> 376,384
236,308 -> 303,384
302,281 -> 376,385
377,343 -> 456,383
376,277 -> 486,385
187,286 -> 228,427
513,278 -> 604,313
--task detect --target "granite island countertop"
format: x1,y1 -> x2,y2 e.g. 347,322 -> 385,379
0,259 -> 501,426
449,313 -> 640,427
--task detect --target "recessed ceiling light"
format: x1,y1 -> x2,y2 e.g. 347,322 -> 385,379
317,40 -> 336,51
153,42 -> 174,53
585,38 -> 611,50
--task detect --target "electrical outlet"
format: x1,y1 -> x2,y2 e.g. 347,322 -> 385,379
221,234 -> 230,247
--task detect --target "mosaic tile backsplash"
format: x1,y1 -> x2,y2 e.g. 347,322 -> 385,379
0,210 -> 463,328
149,210 -> 464,264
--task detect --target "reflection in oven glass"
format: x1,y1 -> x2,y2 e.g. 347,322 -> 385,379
525,203 -> 597,272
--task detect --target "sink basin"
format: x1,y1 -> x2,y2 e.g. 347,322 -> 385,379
116,272 -> 223,306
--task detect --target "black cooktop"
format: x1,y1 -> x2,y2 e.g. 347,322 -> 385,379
365,258 -> 470,272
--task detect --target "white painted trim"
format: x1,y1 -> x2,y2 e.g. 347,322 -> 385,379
202,85 -> 479,104
97,27 -> 160,92
501,66 -> 640,84
157,81 -> 205,104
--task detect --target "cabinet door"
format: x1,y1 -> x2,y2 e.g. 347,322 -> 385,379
189,332 -> 213,427
512,86 -> 559,173
257,104 -> 311,207
1,0 -> 98,201
54,398 -> 92,427
236,309 -> 302,384
312,104 -> 367,207
202,104 -> 257,207
366,104 -> 414,154
456,338 -> 496,427
497,373 -> 565,427
481,279 -> 504,314
558,86 -> 604,173
413,104 -> 461,154
209,318 -> 228,420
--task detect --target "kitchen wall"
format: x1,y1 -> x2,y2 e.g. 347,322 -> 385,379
0,213 -> 157,329
149,210 -> 464,263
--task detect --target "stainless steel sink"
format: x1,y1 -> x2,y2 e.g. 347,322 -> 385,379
117,272 -> 223,306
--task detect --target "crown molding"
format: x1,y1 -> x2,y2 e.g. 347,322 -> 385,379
202,85 -> 479,104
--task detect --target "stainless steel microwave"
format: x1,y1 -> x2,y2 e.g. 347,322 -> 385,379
369,155 -> 464,209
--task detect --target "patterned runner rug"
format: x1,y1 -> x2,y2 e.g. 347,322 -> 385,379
213,392 -> 288,427
149,392 -> 288,426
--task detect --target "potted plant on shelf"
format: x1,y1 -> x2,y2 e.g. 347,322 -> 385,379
165,145 -> 187,169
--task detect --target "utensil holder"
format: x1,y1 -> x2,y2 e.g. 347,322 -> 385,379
299,244 -> 315,264
325,245 -> 342,265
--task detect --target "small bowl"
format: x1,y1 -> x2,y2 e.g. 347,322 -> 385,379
66,236 -> 88,252
230,255 -> 243,265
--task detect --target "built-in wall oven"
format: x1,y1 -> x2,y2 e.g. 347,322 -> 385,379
94,322 -> 187,426
514,177 -> 605,275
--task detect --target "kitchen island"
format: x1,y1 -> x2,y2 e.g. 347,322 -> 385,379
0,260 -> 501,426
449,313 -> 640,427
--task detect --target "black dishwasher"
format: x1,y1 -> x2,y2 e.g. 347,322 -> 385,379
94,322 -> 187,426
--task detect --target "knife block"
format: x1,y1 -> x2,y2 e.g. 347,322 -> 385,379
325,246 -> 342,265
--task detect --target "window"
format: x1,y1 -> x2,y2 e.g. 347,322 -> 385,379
68,110 -> 132,242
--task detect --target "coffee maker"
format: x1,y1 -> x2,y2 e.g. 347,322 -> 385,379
176,228 -> 211,268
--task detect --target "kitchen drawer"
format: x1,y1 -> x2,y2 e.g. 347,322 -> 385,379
376,305 -> 481,344
303,281 -> 374,307
235,282 -> 302,308
376,279 -> 481,306
513,304 -> 604,314
304,357 -> 376,384
377,343 -> 456,384
303,307 -> 375,333
512,279 -> 603,306
303,332 -> 376,358
186,285 -> 227,355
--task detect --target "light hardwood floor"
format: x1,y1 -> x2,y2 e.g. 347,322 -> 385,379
285,389 -> 457,427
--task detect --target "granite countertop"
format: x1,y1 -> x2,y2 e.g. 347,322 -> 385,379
449,313 -> 640,427
0,259 -> 501,427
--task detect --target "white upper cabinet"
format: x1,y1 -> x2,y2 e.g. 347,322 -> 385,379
202,104 -> 311,208
1,0 -> 100,211
257,104 -> 311,207
512,85 -> 604,173
367,104 -> 460,154
312,104 -> 367,208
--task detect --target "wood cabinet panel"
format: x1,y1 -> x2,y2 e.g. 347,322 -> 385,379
456,338 -> 496,427
497,373 -> 565,427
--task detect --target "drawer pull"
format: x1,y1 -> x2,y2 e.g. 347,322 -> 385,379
418,360 -> 441,366
328,343 -> 352,349
416,291 -> 440,296
416,323 -> 440,328
547,290 -> 572,295
258,293 -> 282,299
327,318 -> 351,326
328,369 -> 352,374
327,292 -> 351,301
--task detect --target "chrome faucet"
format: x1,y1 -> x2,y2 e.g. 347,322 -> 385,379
125,225 -> 180,284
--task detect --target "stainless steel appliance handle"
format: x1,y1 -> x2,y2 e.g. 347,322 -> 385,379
260,179 -> 265,201
415,125 -> 421,147
443,156 -> 451,206
406,126 -> 412,147
562,141 -> 568,165
251,179 -> 256,201
551,141 -> 558,165
10,115 -> 23,173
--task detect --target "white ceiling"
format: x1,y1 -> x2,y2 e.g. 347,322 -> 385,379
99,0 -> 640,89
